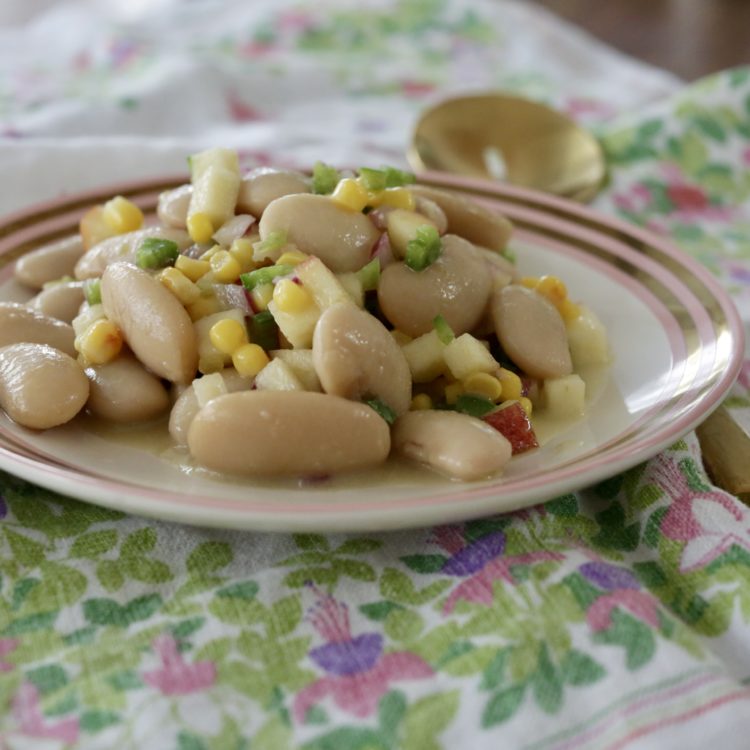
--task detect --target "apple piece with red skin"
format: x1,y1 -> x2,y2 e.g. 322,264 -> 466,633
483,401 -> 539,455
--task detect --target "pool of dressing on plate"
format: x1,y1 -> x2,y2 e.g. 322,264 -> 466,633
79,363 -> 611,489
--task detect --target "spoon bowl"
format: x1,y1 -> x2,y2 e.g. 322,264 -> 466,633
409,93 -> 606,202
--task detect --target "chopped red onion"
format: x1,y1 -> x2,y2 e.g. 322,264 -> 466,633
212,214 -> 256,247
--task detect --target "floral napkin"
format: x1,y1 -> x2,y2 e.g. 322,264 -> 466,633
0,2 -> 749,749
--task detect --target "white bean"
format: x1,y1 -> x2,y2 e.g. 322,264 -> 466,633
237,167 -> 310,217
29,281 -> 85,323
75,227 -> 191,280
259,194 -> 379,272
85,352 -> 171,422
0,302 -> 76,357
410,185 -> 513,252
15,235 -> 85,290
188,391 -> 390,476
492,285 -> 572,379
377,234 -> 491,337
101,263 -> 198,383
392,410 -> 512,480
313,302 -> 412,416
0,343 -> 89,429
157,185 -> 192,229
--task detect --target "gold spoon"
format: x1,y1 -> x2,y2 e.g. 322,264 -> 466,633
409,92 -> 750,499
408,92 -> 607,203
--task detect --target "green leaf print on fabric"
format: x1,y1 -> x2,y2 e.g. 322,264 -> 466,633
531,644 -> 563,713
187,541 -> 234,575
80,709 -> 120,732
83,593 -> 163,627
401,690 -> 460,750
359,600 -> 404,621
591,504 -> 641,551
593,610 -> 655,669
482,684 -> 526,727
4,528 -> 45,567
560,649 -> 605,686
70,529 -> 118,559
380,568 -> 451,606
27,663 -> 69,695
279,537 -> 380,589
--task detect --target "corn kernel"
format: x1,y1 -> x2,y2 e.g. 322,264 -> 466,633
559,298 -> 581,323
410,393 -> 433,411
187,294 -> 222,321
158,267 -> 201,306
330,178 -> 370,212
229,238 -> 257,272
520,276 -> 539,289
199,352 -> 226,374
102,196 -> 144,234
276,249 -> 308,266
175,255 -> 211,282
390,330 -> 412,346
378,187 -> 416,211
209,250 -> 242,283
199,244 -> 222,262
250,283 -> 274,312
497,368 -> 523,401
76,318 -> 123,365
536,275 -> 568,306
209,318 -> 248,355
232,343 -> 270,377
272,279 -> 315,313
187,212 -> 215,244
462,372 -> 503,402
444,382 -> 464,405
519,396 -> 533,416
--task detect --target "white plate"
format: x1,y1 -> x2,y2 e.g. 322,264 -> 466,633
0,173 -> 743,531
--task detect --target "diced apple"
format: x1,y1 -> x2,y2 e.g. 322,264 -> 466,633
189,147 -> 240,181
566,305 -> 610,368
189,166 -> 242,229
483,401 -> 539,454
188,148 -> 241,229
295,256 -> 351,310
267,300 -> 320,349
193,372 -> 228,408
79,205 -> 118,250
443,333 -> 498,380
386,209 -> 437,258
541,374 -> 586,419
255,358 -> 304,391
271,349 -> 322,391
336,272 -> 364,307
194,308 -> 247,373
401,329 -> 446,383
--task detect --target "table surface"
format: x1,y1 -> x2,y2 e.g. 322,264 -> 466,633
532,0 -> 750,80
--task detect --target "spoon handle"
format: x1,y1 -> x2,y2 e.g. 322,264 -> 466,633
696,405 -> 750,503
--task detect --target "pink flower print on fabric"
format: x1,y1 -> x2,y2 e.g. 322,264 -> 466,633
293,589 -> 432,721
143,634 -> 216,696
226,91 -> 265,123
653,455 -> 750,572
12,682 -> 79,744
0,638 -> 18,672
612,182 -> 653,213
432,528 -> 564,613
579,562 -> 660,632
